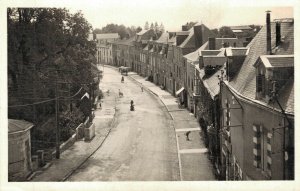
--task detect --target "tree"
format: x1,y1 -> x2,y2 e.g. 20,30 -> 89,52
8,8 -> 98,149
150,22 -> 154,30
144,21 -> 149,30
217,26 -> 236,38
136,26 -> 142,33
159,23 -> 165,33
211,28 -> 218,36
154,22 -> 159,33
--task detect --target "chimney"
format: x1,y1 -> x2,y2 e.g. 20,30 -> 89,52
276,22 -> 281,47
182,25 -> 189,31
194,25 -> 203,49
208,37 -> 216,50
266,10 -> 271,54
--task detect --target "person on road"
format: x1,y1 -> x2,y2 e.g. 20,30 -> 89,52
121,76 -> 124,83
130,100 -> 134,111
185,131 -> 191,141
99,101 -> 102,110
141,86 -> 143,92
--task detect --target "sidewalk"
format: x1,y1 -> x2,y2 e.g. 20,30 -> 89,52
30,94 -> 117,181
128,72 -> 216,180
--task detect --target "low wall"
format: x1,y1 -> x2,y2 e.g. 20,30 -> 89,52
84,123 -> 95,141
59,133 -> 77,153
76,123 -> 85,140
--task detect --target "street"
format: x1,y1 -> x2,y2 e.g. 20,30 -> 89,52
67,66 -> 180,181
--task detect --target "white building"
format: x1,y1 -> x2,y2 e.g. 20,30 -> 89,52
8,119 -> 34,181
96,33 -> 120,65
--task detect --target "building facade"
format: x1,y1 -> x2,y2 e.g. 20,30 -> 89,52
96,33 -> 120,65
219,14 -> 294,180
8,119 -> 34,181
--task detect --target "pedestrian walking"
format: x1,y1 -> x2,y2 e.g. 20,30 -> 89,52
141,86 -> 143,92
99,101 -> 102,110
185,131 -> 191,141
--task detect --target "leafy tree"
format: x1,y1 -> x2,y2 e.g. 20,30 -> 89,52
136,26 -> 142,33
150,22 -> 154,30
211,28 -> 218,36
217,26 -> 236,38
154,22 -> 159,33
159,23 -> 165,33
144,21 -> 149,30
8,8 -> 98,149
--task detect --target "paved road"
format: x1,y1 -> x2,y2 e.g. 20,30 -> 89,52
67,66 -> 180,181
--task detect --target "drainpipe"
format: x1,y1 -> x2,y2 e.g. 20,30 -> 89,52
266,10 -> 272,55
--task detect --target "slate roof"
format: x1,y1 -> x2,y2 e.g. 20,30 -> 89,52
137,29 -> 149,35
228,19 -> 294,114
196,64 -> 225,98
203,65 -> 226,98
169,36 -> 176,45
183,41 -> 208,62
178,27 -> 194,48
178,23 -> 213,48
156,32 -> 169,44
96,33 -> 119,39
8,119 -> 34,134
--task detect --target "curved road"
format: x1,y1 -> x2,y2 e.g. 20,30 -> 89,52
67,66 -> 180,181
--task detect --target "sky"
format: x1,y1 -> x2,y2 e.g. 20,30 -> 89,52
66,0 -> 294,31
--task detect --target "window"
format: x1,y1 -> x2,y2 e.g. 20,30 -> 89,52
253,125 -> 272,177
257,74 -> 264,92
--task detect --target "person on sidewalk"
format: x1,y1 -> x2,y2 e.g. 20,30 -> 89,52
185,131 -> 191,141
99,101 -> 102,110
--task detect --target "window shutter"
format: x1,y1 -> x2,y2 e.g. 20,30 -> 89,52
267,132 -> 272,176
257,75 -> 262,92
253,125 -> 262,168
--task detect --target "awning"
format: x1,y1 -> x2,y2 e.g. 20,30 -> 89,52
176,87 -> 185,96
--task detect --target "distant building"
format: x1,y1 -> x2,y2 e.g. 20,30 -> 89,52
96,33 -> 120,65
8,119 -> 34,181
229,25 -> 252,34
87,33 -> 94,41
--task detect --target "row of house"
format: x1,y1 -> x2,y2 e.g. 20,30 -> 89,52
94,12 -> 294,180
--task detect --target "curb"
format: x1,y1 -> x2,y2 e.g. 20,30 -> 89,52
61,97 -> 119,181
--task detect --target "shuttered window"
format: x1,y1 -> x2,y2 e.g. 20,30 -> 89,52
257,75 -> 262,92
253,125 -> 262,168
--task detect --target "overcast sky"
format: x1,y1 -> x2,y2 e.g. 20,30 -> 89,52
66,0 -> 294,31
1,0 -> 295,31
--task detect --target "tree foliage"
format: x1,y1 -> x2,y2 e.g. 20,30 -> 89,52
8,8 -> 98,143
217,26 -> 236,38
93,23 -> 141,39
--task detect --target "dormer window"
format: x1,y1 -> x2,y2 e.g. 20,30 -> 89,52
254,55 -> 294,101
